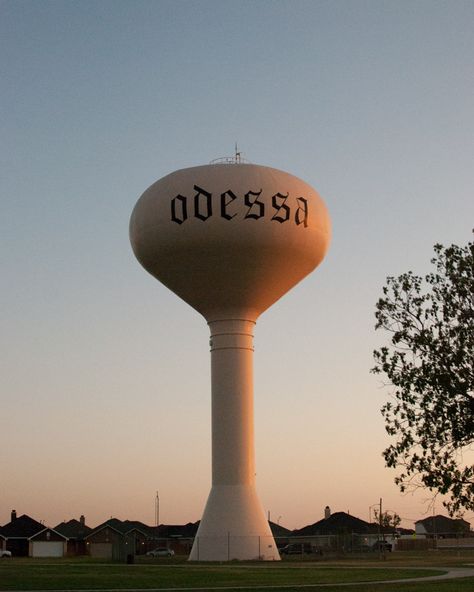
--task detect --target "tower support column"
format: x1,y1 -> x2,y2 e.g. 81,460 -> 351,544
188,319 -> 280,561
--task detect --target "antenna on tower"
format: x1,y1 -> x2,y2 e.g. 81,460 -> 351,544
235,142 -> 241,163
209,145 -> 249,165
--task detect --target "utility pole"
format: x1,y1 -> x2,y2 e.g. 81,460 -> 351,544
155,491 -> 160,541
379,497 -> 386,560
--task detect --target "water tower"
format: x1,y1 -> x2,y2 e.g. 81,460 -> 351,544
130,157 -> 331,560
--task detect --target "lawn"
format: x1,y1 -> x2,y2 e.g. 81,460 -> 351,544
0,553 -> 473,591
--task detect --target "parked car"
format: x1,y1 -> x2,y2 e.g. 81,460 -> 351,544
146,548 -> 175,557
0,550 -> 12,558
280,543 -> 313,555
372,541 -> 392,552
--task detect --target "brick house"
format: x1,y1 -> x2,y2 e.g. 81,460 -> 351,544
1,511 -> 44,556
29,527 -> 68,557
54,515 -> 91,556
415,515 -> 471,538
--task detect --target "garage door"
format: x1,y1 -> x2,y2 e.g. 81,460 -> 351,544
90,542 -> 113,559
31,541 -> 64,557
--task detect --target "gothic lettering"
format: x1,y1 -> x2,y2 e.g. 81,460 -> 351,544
171,194 -> 188,224
295,197 -> 309,228
170,186 -> 310,227
244,190 -> 264,220
220,190 -> 237,220
271,192 -> 290,223
194,185 -> 212,221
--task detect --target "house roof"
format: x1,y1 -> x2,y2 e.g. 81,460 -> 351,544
0,514 -> 44,539
293,512 -> 375,536
151,522 -> 199,538
29,527 -> 68,541
86,518 -> 155,539
54,519 -> 92,540
415,515 -> 470,533
120,520 -> 154,535
269,521 -> 292,537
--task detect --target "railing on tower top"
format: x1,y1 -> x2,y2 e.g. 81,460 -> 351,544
210,147 -> 250,165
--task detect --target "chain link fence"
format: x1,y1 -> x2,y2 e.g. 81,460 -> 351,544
142,533 -> 474,559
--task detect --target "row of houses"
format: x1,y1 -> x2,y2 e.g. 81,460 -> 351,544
282,508 -> 472,553
292,508 -> 471,539
1,508 -> 471,559
0,510 -> 199,560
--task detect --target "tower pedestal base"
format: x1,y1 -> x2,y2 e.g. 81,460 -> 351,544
188,484 -> 280,561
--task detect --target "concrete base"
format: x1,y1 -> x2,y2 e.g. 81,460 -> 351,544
188,484 -> 280,561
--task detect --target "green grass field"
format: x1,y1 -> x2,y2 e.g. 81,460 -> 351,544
1,551 -> 473,591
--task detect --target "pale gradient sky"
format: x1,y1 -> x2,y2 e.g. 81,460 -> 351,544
1,0 -> 473,531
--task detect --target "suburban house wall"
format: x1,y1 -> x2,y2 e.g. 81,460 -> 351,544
29,528 -> 68,558
415,523 -> 428,536
86,527 -> 124,561
5,538 -> 29,557
66,539 -> 87,556
54,516 -> 91,557
123,531 -> 149,556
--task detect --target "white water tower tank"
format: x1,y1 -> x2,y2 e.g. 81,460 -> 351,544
130,159 -> 331,560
